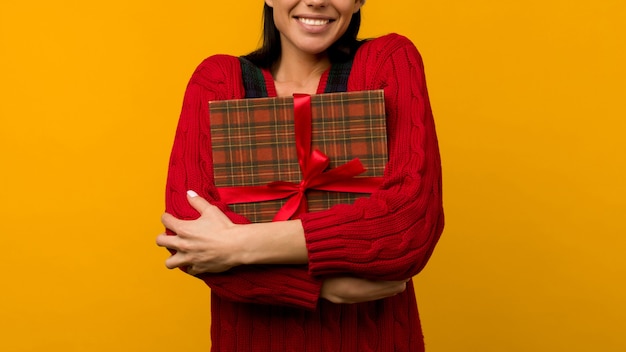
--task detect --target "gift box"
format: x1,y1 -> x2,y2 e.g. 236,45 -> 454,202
209,90 -> 388,223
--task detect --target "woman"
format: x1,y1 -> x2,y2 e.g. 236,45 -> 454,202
157,0 -> 444,351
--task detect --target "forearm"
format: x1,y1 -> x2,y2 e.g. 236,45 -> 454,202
234,219 -> 309,266
199,264 -> 322,309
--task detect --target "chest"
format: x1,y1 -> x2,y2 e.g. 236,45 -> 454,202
274,79 -> 321,97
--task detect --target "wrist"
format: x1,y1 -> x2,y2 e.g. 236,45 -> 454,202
233,224 -> 256,266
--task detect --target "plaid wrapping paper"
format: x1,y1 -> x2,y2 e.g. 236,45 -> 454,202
209,90 -> 387,223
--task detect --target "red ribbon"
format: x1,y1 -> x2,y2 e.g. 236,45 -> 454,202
218,94 -> 383,221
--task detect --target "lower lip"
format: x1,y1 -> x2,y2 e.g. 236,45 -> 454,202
295,18 -> 332,34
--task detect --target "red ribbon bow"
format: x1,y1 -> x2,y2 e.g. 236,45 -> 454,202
218,94 -> 383,221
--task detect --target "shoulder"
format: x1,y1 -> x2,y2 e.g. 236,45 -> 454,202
362,33 -> 416,49
356,33 -> 424,66
349,34 -> 425,90
187,54 -> 243,98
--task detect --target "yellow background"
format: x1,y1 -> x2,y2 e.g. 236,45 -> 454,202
1,1 -> 624,351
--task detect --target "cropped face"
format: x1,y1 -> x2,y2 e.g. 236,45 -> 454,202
265,0 -> 363,58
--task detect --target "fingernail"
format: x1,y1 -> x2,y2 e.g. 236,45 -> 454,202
187,190 -> 198,198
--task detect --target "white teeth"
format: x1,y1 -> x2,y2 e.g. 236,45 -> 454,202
298,17 -> 330,26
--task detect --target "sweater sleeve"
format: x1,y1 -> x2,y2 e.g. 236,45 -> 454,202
299,34 -> 445,281
165,55 -> 321,310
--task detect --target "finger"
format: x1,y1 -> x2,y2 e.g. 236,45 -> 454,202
186,265 -> 198,276
188,190 -> 233,225
186,190 -> 214,214
165,252 -> 189,269
156,233 -> 179,250
161,212 -> 181,231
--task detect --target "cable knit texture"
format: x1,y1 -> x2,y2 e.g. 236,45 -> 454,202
165,33 -> 444,352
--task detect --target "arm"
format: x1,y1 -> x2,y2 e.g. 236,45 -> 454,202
163,56 -> 321,309
300,35 -> 445,281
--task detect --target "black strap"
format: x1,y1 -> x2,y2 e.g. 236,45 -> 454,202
239,57 -> 355,97
324,61 -> 353,93
239,57 -> 268,99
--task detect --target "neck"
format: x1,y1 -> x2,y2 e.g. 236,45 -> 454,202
272,49 -> 330,87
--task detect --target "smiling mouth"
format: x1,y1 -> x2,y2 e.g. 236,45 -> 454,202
296,17 -> 334,26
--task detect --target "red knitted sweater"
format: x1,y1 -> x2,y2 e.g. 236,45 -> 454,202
165,33 -> 444,352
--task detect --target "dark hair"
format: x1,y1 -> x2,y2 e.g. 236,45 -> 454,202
244,4 -> 363,68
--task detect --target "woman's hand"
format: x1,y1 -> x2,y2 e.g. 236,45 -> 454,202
320,277 -> 410,304
156,191 -> 240,275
